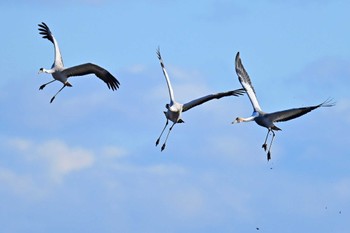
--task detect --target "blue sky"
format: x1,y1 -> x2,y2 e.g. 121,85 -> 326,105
0,0 -> 349,232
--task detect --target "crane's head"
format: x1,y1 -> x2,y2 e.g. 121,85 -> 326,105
38,67 -> 53,74
232,117 -> 244,124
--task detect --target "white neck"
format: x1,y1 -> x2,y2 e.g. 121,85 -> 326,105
41,68 -> 55,74
241,116 -> 255,122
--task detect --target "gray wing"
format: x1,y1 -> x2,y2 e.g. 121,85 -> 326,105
266,100 -> 335,123
62,63 -> 120,90
182,88 -> 245,112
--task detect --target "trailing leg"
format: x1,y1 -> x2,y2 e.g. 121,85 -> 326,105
262,129 -> 271,151
161,122 -> 176,151
39,79 -> 56,90
156,119 -> 168,146
267,130 -> 276,161
50,84 -> 67,103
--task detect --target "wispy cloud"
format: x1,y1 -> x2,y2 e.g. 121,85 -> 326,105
110,162 -> 187,176
100,145 -> 128,159
0,167 -> 44,198
7,138 -> 95,183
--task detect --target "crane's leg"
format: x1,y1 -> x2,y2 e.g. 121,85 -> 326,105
39,79 -> 56,90
156,119 -> 169,146
262,129 -> 271,151
267,130 -> 276,161
50,84 -> 67,103
161,122 -> 176,151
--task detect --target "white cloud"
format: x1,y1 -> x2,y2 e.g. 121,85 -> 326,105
100,145 -> 128,159
7,138 -> 32,152
111,162 -> 187,176
143,164 -> 187,176
7,138 -> 95,183
36,140 -> 95,182
0,167 -> 44,198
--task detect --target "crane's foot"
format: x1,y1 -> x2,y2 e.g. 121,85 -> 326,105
50,96 -> 55,103
161,143 -> 166,151
155,138 -> 160,146
262,143 -> 267,151
267,151 -> 271,161
39,84 -> 46,90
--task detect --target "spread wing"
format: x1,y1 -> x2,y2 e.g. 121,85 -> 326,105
266,99 -> 335,122
157,48 -> 176,104
38,22 -> 64,68
235,52 -> 262,112
182,88 -> 245,112
62,63 -> 120,90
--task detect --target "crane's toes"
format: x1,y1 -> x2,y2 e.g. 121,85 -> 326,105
155,138 -> 160,146
161,144 -> 166,151
262,143 -> 267,151
267,151 -> 271,161
39,85 -> 46,90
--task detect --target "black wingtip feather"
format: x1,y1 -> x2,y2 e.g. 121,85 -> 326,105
225,88 -> 246,97
156,47 -> 166,69
38,22 -> 54,44
104,72 -> 120,91
233,88 -> 246,96
156,47 -> 162,60
320,98 -> 336,108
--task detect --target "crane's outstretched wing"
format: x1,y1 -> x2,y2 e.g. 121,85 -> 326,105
38,22 -> 64,68
266,99 -> 335,123
62,63 -> 120,90
38,22 -> 54,43
182,88 -> 245,112
157,48 -> 176,104
235,52 -> 262,112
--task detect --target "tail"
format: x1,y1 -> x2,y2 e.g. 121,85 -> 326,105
65,82 -> 73,87
271,125 -> 281,131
